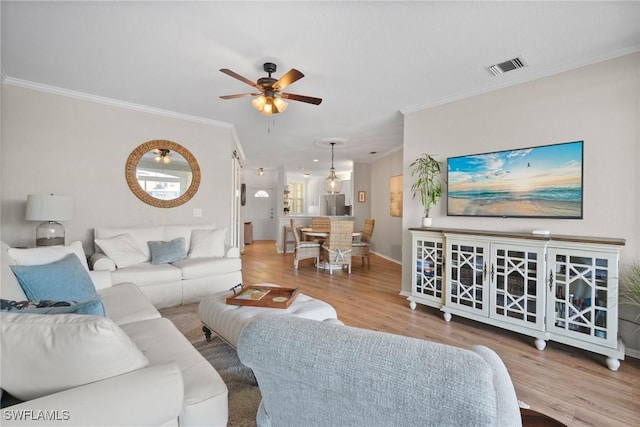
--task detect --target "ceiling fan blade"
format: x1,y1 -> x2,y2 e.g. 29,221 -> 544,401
220,69 -> 260,88
274,69 -> 304,91
220,93 -> 260,100
281,92 -> 323,105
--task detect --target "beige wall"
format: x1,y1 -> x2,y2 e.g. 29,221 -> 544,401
369,148 -> 404,262
351,162 -> 371,232
402,52 -> 639,293
1,84 -> 239,254
401,53 -> 640,353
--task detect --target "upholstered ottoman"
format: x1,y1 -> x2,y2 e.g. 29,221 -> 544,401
198,284 -> 338,348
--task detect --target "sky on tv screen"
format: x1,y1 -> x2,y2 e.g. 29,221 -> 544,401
447,141 -> 583,218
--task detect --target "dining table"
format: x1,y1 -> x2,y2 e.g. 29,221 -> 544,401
300,228 -> 362,240
299,228 -> 362,271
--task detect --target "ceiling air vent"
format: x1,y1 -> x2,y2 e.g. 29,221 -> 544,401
487,56 -> 527,76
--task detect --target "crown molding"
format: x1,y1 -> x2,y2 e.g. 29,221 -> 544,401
2,76 -> 235,129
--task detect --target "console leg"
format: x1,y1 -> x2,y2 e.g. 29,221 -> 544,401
202,325 -> 212,342
534,338 -> 547,351
606,357 -> 620,371
443,312 -> 452,322
409,300 -> 417,310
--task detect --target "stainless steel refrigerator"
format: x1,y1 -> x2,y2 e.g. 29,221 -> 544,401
322,194 -> 347,216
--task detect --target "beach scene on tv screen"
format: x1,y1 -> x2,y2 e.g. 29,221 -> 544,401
447,141 -> 583,218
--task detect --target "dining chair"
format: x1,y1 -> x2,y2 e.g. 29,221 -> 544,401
352,218 -> 375,266
322,220 -> 354,274
311,217 -> 331,231
290,219 -> 320,269
308,217 -> 331,243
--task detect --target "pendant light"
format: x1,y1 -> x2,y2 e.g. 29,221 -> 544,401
323,142 -> 342,194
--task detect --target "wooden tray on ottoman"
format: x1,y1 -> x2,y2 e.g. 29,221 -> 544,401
226,284 -> 300,309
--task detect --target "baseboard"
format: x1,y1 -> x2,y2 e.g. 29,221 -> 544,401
370,250 -> 401,265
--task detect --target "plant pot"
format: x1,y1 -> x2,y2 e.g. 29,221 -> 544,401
421,217 -> 432,227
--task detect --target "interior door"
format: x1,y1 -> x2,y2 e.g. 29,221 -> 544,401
247,187 -> 275,240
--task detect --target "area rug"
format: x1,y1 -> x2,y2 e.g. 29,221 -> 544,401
193,337 -> 261,427
160,304 -> 261,426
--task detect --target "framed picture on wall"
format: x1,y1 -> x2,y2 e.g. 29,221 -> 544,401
358,191 -> 366,203
390,175 -> 403,217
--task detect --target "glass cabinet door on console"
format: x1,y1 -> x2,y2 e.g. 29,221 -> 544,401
445,239 -> 489,321
409,232 -> 444,311
443,236 -> 548,350
546,246 -> 621,370
491,243 -> 546,335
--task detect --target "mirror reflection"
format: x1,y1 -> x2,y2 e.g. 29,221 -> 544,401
137,149 -> 192,200
125,140 -> 200,208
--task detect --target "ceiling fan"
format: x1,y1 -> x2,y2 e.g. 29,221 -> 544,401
219,62 -> 322,115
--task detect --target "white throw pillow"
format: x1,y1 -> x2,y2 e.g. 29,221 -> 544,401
0,312 -> 150,401
8,241 -> 90,272
189,228 -> 227,258
2,242 -> 27,301
95,233 -> 147,268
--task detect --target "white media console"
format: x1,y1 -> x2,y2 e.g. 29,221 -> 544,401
406,227 -> 625,370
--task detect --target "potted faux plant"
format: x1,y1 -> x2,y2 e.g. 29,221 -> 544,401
409,154 -> 444,227
619,260 -> 640,354
620,260 -> 640,321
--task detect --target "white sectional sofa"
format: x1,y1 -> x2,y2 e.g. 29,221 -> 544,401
90,224 -> 242,309
1,242 -> 229,426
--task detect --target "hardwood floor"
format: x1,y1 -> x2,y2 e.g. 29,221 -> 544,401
241,241 -> 640,426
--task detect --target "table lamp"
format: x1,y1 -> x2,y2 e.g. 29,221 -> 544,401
25,194 -> 74,247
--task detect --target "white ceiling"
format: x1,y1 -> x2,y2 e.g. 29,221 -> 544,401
2,1 -> 639,182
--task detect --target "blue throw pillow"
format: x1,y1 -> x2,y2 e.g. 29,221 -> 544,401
148,237 -> 187,265
10,254 -> 105,316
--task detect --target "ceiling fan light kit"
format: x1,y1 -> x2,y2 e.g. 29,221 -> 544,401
220,62 -> 321,116
252,94 -> 288,115
154,149 -> 171,164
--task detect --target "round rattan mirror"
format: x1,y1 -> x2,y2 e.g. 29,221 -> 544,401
125,140 -> 201,208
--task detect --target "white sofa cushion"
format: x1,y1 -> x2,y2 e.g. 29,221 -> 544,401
172,257 -> 242,280
95,233 -> 148,268
2,363 -> 184,427
8,241 -> 89,272
1,312 -> 150,401
189,228 -> 227,258
111,262 -> 182,286
95,226 -> 163,260
163,224 -> 214,250
120,317 -> 228,425
98,282 -> 161,326
1,242 -> 27,301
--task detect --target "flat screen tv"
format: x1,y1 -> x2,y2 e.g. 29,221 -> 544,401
447,141 -> 583,219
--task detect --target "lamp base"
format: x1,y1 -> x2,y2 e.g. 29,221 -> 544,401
35,221 -> 65,247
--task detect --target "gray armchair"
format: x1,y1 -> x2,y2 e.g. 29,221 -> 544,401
237,315 -> 522,427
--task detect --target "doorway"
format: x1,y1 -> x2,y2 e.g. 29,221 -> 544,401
247,187 -> 275,240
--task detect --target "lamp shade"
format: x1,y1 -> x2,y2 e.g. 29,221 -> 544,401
25,194 -> 74,221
